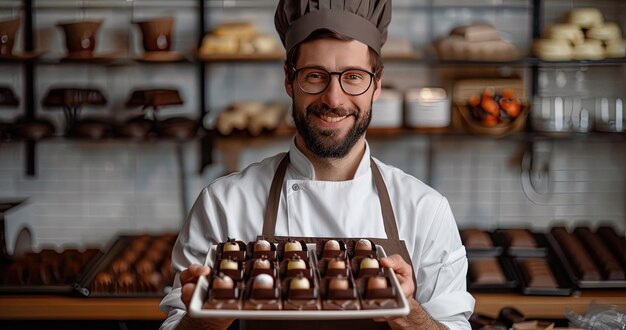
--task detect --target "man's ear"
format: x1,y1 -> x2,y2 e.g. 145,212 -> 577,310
284,64 -> 293,98
372,77 -> 383,102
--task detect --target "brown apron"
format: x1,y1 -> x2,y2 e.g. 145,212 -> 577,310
239,153 -> 415,330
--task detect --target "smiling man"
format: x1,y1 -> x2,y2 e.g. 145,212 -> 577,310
160,1 -> 474,329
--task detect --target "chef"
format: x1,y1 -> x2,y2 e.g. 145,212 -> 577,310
160,0 -> 475,329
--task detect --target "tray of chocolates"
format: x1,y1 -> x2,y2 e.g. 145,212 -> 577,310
510,253 -> 574,296
189,238 -> 410,319
75,233 -> 177,297
467,256 -> 518,292
0,247 -> 102,294
495,228 -> 550,257
460,228 -> 504,257
550,226 -> 626,288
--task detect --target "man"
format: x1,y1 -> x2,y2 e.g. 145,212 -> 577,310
160,1 -> 474,329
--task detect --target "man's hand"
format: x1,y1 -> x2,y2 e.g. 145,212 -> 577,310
376,255 -> 446,330
379,254 -> 415,298
176,264 -> 234,330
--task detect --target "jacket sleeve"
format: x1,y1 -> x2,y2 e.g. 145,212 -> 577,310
159,187 -> 225,330
414,196 -> 475,330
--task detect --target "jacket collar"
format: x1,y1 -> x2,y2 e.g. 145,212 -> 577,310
288,138 -> 371,180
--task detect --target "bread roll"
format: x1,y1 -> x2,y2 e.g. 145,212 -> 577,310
199,34 -> 238,55
451,23 -> 500,42
572,39 -> 605,60
546,23 -> 585,45
533,38 -> 573,61
212,22 -> 257,40
586,22 -> 622,42
568,8 -> 604,29
252,34 -> 278,53
606,39 -> 626,58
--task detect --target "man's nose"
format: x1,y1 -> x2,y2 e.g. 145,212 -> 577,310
319,75 -> 348,109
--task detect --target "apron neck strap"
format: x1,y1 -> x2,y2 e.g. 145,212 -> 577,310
262,152 -> 399,240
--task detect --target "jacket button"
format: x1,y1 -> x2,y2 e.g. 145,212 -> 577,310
292,184 -> 299,191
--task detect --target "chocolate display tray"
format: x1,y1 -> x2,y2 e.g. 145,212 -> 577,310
467,256 -> 518,292
511,254 -> 574,296
465,231 -> 505,258
75,235 -> 172,297
546,233 -> 626,289
0,250 -> 103,295
495,230 -> 550,258
189,244 -> 410,320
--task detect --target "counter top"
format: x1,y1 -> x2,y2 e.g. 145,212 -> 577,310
0,291 -> 624,320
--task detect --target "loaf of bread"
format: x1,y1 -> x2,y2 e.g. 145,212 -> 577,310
212,22 -> 257,40
568,8 -> 604,29
435,23 -> 519,61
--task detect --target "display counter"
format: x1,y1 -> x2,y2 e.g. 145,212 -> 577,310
0,291 -> 624,321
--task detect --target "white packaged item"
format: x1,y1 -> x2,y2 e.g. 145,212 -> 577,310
371,88 -> 403,128
405,88 -> 451,128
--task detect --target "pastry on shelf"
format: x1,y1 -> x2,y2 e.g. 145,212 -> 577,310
214,101 -> 288,137
198,21 -> 282,59
434,23 -> 520,61
535,8 -> 625,61
572,39 -> 605,60
533,39 -> 573,61
567,8 -> 604,29
606,39 -> 626,58
545,23 -> 585,45
586,22 -> 622,42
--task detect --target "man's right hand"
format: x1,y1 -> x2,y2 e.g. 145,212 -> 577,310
176,264 -> 234,330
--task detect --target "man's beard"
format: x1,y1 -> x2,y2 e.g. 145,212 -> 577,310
292,101 -> 372,159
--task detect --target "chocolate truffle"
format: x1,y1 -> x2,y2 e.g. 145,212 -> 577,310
254,239 -> 272,252
355,239 -> 372,251
367,276 -> 388,290
360,256 -> 379,269
252,257 -> 271,270
284,240 -> 303,252
252,274 -> 274,289
328,276 -> 349,290
287,256 -> 306,270
289,274 -> 311,290
324,240 -> 341,251
220,258 -> 238,270
213,273 -> 235,289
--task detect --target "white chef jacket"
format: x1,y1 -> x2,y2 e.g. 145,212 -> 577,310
160,139 -> 475,330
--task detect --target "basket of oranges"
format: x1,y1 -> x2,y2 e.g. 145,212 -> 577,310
451,79 -> 529,135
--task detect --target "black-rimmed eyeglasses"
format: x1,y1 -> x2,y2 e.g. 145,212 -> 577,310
292,66 -> 376,96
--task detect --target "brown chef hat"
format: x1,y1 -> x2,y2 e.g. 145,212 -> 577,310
275,0 -> 392,56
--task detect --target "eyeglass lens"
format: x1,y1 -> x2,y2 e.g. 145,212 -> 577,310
296,67 -> 373,95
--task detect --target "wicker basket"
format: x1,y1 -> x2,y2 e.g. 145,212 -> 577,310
451,79 -> 530,136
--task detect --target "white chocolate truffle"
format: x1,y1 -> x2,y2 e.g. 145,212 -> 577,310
252,273 -> 274,289
360,257 -> 379,269
222,241 -> 240,252
289,275 -> 311,290
220,258 -> 238,270
287,257 -> 306,270
284,240 -> 302,252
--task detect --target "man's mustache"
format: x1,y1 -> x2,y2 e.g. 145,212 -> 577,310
306,104 -> 356,117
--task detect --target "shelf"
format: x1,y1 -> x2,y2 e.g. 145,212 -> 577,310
0,290 -> 624,320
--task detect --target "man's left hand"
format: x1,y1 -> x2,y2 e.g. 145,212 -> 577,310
379,254 -> 415,298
